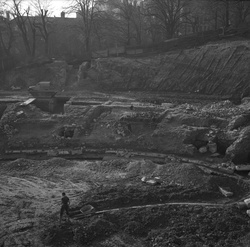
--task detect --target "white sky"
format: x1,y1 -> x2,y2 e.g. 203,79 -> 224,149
5,0 -> 76,17
29,0 -> 74,17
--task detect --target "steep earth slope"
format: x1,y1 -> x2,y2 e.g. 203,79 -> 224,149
2,38 -> 250,101
88,39 -> 250,100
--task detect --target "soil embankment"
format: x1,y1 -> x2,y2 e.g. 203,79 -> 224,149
87,39 -> 250,100
2,39 -> 250,101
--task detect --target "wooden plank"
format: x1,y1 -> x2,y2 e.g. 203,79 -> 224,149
219,186 -> 233,197
20,98 -> 35,106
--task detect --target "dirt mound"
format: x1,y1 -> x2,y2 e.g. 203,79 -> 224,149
126,160 -> 250,197
1,158 -> 36,173
65,159 -> 130,184
126,160 -> 209,188
75,159 -> 211,189
40,157 -> 75,168
194,100 -> 245,119
80,159 -> 250,215
0,103 -> 52,148
1,158 -> 76,177
89,159 -> 129,174
3,158 -> 248,200
0,104 -> 48,126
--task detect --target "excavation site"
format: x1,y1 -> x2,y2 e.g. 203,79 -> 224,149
2,72 -> 250,246
2,1 -> 250,246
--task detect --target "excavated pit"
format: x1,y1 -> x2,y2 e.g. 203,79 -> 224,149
35,158 -> 250,247
3,37 -> 250,246
2,92 -> 250,247
57,126 -> 75,138
33,96 -> 70,114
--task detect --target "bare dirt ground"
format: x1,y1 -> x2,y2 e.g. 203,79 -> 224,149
1,155 -> 250,247
2,36 -> 250,246
1,91 -> 250,246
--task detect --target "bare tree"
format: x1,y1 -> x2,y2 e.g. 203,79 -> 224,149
0,2 -> 14,57
182,1 -> 202,34
132,2 -> 144,45
231,0 -> 250,27
9,0 -> 37,57
0,15 -> 14,57
0,1 -> 15,72
107,0 -> 141,45
202,0 -> 220,30
91,9 -> 117,49
181,0 -> 219,34
207,0 -> 231,28
143,10 -> 165,43
68,0 -> 106,53
26,7 -> 37,57
219,0 -> 230,27
31,0 -> 53,55
144,0 -> 189,39
124,0 -> 145,45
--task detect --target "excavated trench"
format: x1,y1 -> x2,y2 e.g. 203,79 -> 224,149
45,166 -> 250,247
1,102 -> 250,247
33,96 -> 70,114
69,201 -> 231,222
82,178 -> 249,210
3,38 -> 250,246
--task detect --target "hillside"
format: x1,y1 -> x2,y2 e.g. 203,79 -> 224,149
2,37 -> 250,104
87,38 -> 250,101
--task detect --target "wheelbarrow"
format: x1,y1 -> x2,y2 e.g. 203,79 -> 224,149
71,204 -> 96,220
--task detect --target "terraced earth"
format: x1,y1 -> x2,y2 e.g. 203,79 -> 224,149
1,155 -> 250,247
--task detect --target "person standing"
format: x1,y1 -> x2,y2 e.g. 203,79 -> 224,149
60,192 -> 70,224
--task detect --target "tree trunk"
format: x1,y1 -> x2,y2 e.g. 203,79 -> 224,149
214,9 -> 218,30
22,32 -> 32,57
85,35 -> 90,53
31,29 -> 36,57
127,21 -> 131,45
45,39 -> 49,55
225,1 -> 229,27
168,25 -> 175,39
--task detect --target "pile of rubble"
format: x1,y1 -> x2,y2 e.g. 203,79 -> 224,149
194,101 -> 244,118
120,111 -> 163,122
